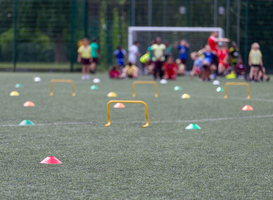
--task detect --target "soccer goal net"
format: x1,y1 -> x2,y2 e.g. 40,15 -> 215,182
128,26 -> 225,69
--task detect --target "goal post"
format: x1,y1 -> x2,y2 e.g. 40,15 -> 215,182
128,26 -> 225,49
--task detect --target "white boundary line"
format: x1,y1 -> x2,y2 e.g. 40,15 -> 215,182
1,114 -> 273,127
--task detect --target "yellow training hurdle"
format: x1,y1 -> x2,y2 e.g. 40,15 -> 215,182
49,79 -> 76,97
223,82 -> 250,99
132,81 -> 158,98
104,100 -> 149,128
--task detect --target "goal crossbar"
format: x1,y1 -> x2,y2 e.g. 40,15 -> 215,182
128,26 -> 224,48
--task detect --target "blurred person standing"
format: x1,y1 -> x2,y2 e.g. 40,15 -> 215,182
77,38 -> 92,80
248,42 -> 270,82
207,31 -> 230,75
152,37 -> 166,80
128,41 -> 140,65
146,40 -> 155,74
218,43 -> 229,75
229,41 -> 240,71
164,41 -> 173,61
90,38 -> 100,74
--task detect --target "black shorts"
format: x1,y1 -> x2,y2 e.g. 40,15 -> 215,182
154,61 -> 164,69
252,64 -> 263,71
92,58 -> 99,64
252,64 -> 260,68
82,58 -> 91,65
180,59 -> 187,65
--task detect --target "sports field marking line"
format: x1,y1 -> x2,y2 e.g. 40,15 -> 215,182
1,114 -> 273,127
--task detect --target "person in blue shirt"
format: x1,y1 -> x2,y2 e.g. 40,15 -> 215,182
200,44 -> 215,81
175,40 -> 190,65
113,46 -> 127,67
203,44 -> 214,67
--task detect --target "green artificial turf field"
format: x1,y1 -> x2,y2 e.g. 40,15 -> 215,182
0,72 -> 272,199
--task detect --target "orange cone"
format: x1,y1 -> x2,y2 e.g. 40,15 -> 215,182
113,103 -> 125,108
40,156 -> 62,164
242,105 -> 253,111
23,101 -> 35,107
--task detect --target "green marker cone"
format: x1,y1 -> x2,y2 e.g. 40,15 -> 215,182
19,120 -> 34,125
174,86 -> 181,91
90,85 -> 98,90
216,87 -> 224,92
185,123 -> 201,130
15,83 -> 22,88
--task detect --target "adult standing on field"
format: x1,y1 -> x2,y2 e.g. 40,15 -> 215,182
207,31 -> 230,74
152,37 -> 166,80
90,38 -> 100,74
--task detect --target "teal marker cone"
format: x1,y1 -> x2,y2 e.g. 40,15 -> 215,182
90,85 -> 98,90
15,83 -> 22,88
185,123 -> 201,130
19,120 -> 34,125
216,87 -> 224,92
174,86 -> 181,91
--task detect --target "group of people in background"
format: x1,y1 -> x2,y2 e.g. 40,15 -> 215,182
77,31 -> 269,82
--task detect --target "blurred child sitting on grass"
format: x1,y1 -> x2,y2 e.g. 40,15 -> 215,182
190,52 -> 202,79
175,58 -> 186,75
109,65 -> 121,79
121,62 -> 139,78
163,56 -> 177,80
234,58 -> 246,78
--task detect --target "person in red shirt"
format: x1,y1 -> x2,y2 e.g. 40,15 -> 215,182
218,43 -> 229,75
109,65 -> 121,79
163,56 -> 177,80
208,32 -> 230,75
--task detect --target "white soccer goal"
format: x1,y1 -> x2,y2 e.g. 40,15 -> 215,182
128,26 -> 224,68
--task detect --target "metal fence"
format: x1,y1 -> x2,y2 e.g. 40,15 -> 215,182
0,0 -> 272,72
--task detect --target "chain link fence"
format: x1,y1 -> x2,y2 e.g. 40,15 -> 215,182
0,0 -> 272,72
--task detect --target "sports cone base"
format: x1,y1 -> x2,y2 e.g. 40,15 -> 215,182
216,87 -> 224,92
10,91 -> 19,96
90,85 -> 98,90
15,83 -> 22,88
107,92 -> 117,97
40,156 -> 62,164
174,86 -> 182,91
19,120 -> 34,125
185,123 -> 201,130
242,105 -> 253,111
113,103 -> 125,108
24,101 -> 35,107
181,93 -> 190,99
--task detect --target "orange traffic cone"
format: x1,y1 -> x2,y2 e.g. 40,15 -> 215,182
242,105 -> 253,111
113,103 -> 125,108
23,101 -> 35,107
40,156 -> 62,164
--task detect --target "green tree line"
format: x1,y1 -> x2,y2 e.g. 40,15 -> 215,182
0,0 -> 273,69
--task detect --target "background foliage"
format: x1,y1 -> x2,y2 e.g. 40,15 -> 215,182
0,0 -> 272,71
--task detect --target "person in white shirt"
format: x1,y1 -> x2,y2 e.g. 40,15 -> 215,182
152,37 -> 166,80
128,41 -> 140,65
